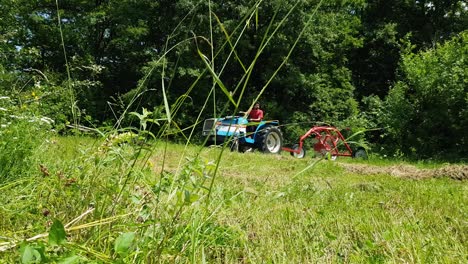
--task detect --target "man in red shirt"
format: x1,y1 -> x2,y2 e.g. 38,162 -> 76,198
245,102 -> 263,141
248,102 -> 264,122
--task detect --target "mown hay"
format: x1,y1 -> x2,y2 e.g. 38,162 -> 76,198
340,163 -> 468,180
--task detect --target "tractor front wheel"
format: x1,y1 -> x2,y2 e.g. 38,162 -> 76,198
258,127 -> 283,154
230,138 -> 240,152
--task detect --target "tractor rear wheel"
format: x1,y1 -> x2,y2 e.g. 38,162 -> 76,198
258,126 -> 283,154
290,144 -> 306,158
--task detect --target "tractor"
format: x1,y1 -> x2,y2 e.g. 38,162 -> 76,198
202,115 -> 283,153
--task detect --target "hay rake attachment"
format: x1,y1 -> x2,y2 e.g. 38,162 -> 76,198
282,126 -> 367,159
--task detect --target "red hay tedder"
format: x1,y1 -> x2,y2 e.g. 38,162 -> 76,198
282,126 -> 367,159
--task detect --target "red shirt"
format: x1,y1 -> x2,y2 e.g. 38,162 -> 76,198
249,109 -> 264,121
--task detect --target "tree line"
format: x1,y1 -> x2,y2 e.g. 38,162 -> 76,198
0,0 -> 466,160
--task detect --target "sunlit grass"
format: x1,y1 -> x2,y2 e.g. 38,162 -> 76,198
0,136 -> 466,262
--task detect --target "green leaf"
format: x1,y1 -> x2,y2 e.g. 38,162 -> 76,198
114,232 -> 136,257
20,244 -> 42,264
129,111 -> 143,120
49,219 -> 67,246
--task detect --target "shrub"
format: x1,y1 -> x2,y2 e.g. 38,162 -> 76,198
381,31 -> 468,160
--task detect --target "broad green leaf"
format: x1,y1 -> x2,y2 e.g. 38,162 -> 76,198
114,232 -> 136,256
49,219 -> 67,246
20,244 -> 42,264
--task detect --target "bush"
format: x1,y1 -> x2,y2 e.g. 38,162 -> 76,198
380,31 -> 468,160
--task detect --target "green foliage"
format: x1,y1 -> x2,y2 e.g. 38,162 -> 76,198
49,220 -> 67,246
114,232 -> 136,258
20,243 -> 46,264
0,97 -> 51,183
351,0 -> 467,100
130,107 -> 165,131
260,0 -> 363,131
381,31 -> 468,159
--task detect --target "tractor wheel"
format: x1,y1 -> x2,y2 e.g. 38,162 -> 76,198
353,148 -> 368,159
230,138 -> 239,152
290,144 -> 306,158
258,126 -> 283,154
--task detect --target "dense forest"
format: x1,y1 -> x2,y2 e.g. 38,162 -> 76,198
1,0 -> 467,160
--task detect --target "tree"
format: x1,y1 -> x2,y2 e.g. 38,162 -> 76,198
381,31 -> 468,159
351,0 -> 468,100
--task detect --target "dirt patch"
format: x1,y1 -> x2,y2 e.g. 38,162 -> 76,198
340,163 -> 468,180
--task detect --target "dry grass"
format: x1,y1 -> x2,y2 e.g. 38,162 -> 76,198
340,163 -> 468,180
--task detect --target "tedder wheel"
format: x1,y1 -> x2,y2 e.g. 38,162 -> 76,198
290,144 -> 306,158
258,126 -> 283,154
353,148 -> 368,159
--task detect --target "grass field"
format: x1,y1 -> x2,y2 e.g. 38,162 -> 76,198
0,136 -> 467,263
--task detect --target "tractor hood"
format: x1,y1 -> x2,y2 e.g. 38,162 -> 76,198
218,116 -> 249,125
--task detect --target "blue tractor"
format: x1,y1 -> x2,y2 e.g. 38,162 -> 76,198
202,115 -> 283,153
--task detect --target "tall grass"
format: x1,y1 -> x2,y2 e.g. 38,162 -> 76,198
0,97 -> 51,184
1,139 -> 466,262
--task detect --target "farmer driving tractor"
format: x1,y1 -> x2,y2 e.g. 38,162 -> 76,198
245,102 -> 263,137
247,102 -> 263,122
201,101 -> 282,154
